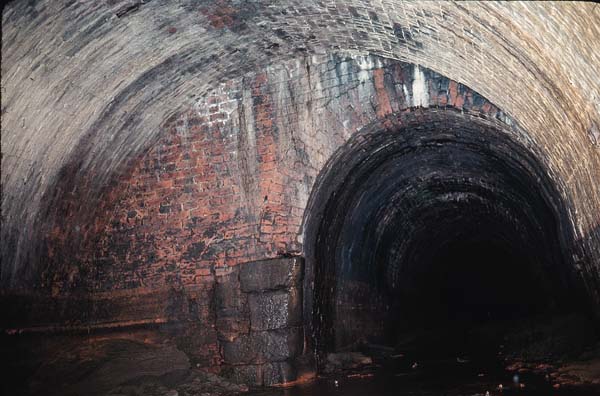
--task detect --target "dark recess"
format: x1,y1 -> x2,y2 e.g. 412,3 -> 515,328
303,108 -> 585,367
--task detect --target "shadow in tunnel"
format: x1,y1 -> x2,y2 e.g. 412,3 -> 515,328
301,108 -> 596,371
391,236 -> 549,362
428,239 -> 536,324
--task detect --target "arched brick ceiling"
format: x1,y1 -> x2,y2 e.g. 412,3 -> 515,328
2,1 -> 599,287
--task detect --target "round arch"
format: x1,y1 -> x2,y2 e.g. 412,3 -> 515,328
301,106 -> 582,364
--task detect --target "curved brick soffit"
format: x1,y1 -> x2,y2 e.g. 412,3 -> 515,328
1,1 -> 600,290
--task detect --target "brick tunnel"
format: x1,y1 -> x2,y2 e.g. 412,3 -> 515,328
2,1 -> 600,395
304,107 -> 595,361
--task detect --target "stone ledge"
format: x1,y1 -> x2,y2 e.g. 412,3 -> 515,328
240,257 -> 304,293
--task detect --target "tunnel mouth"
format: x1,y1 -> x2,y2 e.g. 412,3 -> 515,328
303,108 -> 584,369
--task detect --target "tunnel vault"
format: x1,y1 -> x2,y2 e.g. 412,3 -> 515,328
2,50 -> 600,386
2,1 -> 600,388
302,108 -> 582,362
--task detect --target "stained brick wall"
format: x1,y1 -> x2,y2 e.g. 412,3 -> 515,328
3,1 -> 599,299
3,2 -> 600,387
43,55 -> 510,294
8,55 -> 530,380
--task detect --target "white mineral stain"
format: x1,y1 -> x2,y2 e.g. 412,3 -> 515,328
355,55 -> 374,84
412,65 -> 429,108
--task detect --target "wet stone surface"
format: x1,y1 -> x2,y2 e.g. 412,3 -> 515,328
217,257 -> 305,386
221,327 -> 303,364
248,288 -> 302,331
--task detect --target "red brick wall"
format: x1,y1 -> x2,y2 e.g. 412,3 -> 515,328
34,54 -> 504,369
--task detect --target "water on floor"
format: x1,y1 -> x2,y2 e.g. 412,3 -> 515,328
249,357 -> 596,396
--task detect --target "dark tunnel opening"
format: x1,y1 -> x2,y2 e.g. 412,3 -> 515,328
303,109 -> 589,369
